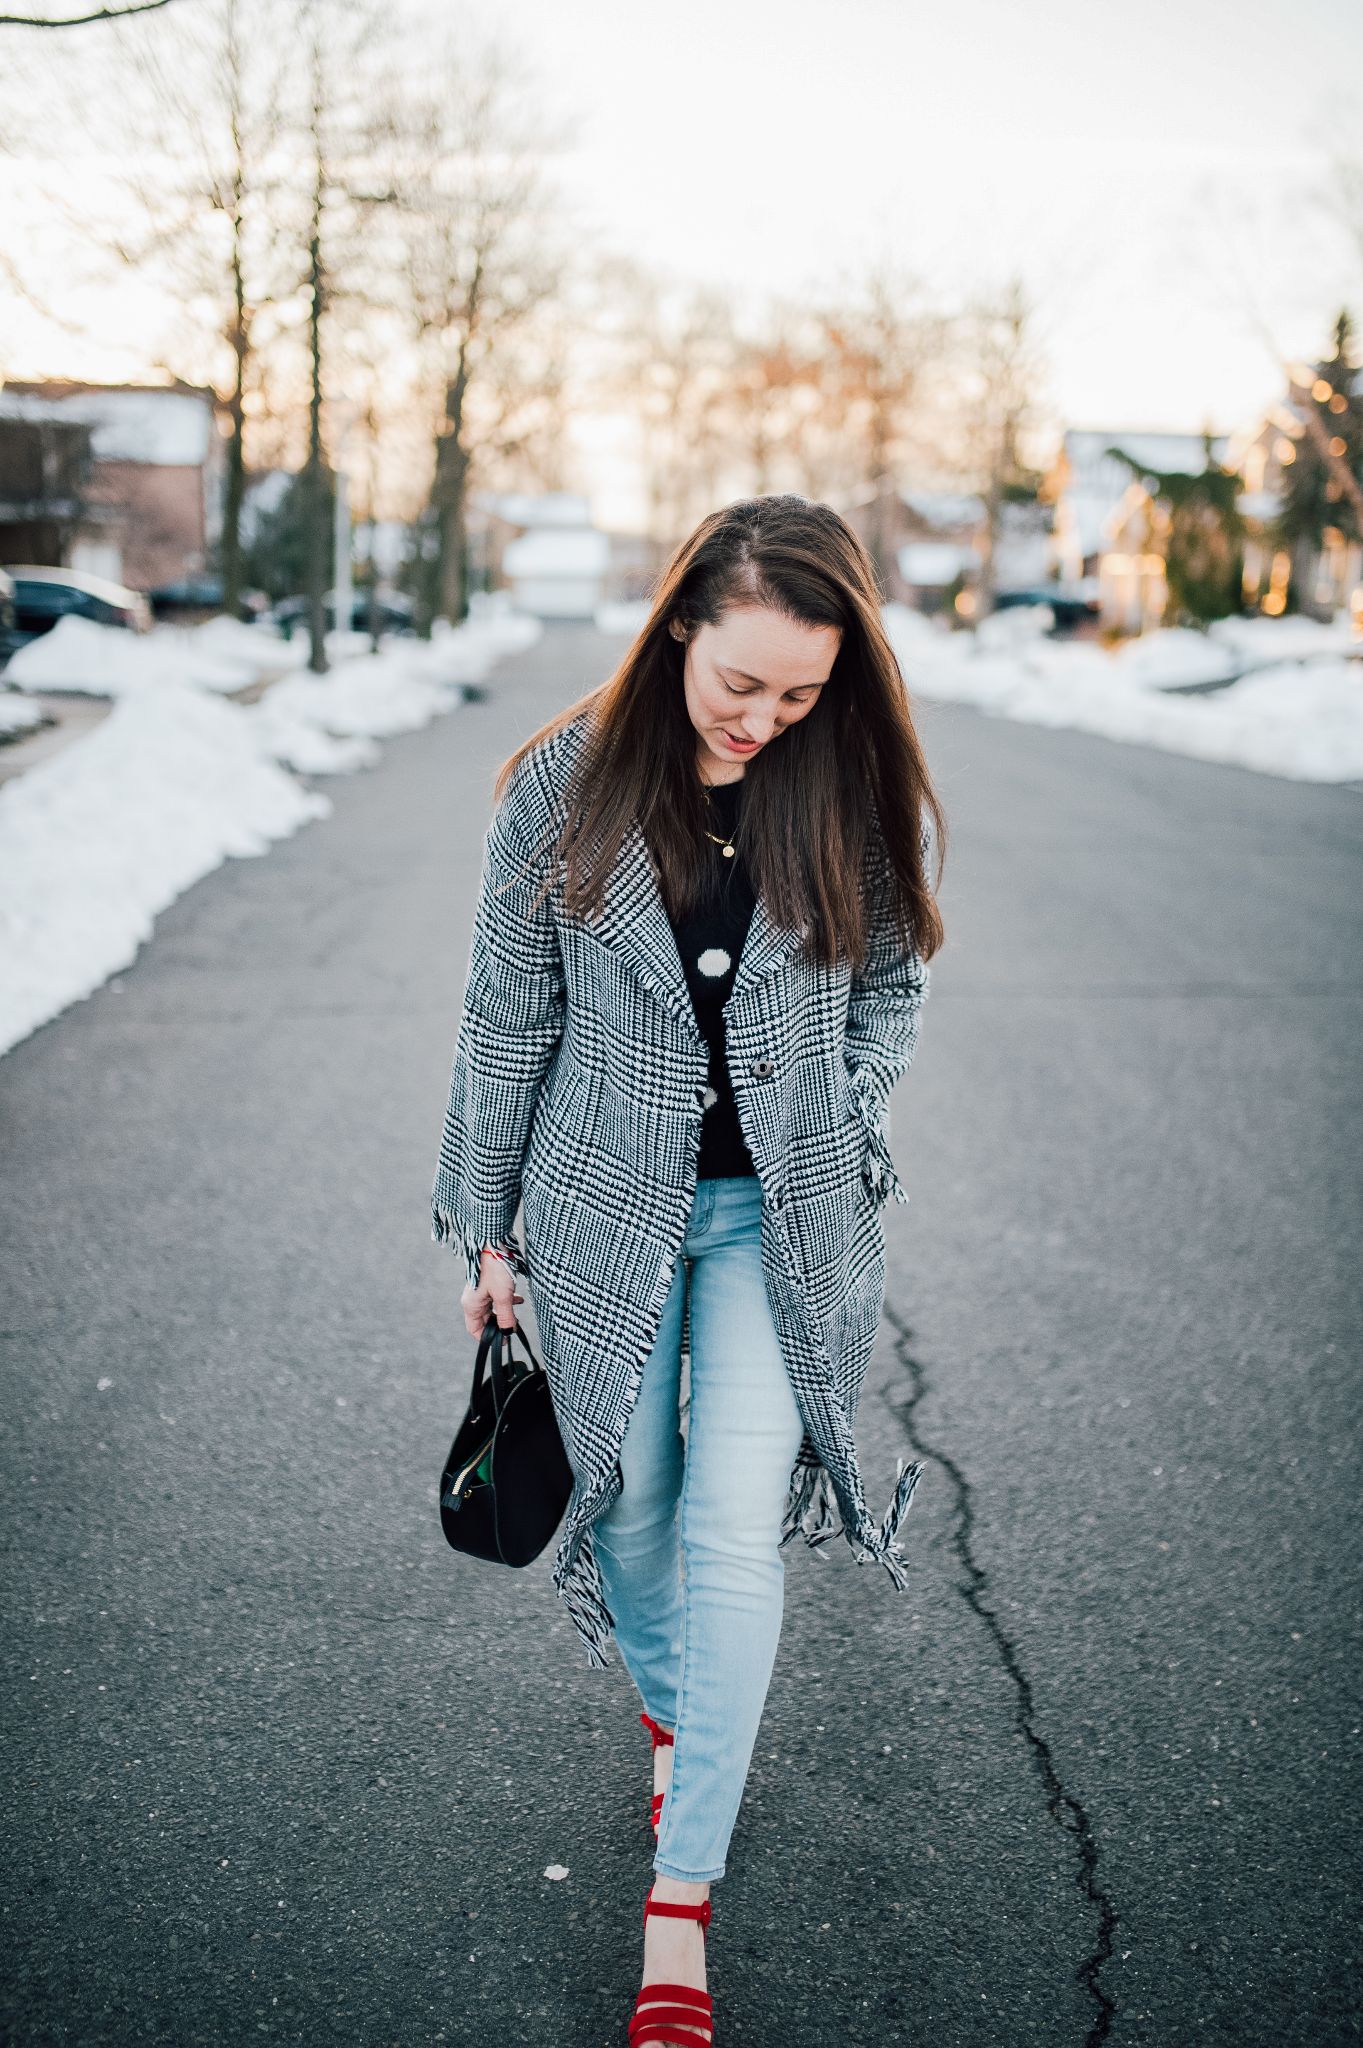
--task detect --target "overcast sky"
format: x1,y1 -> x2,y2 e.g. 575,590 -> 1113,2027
520,0 -> 1358,414
4,0 -> 1360,529
524,0 -> 1360,520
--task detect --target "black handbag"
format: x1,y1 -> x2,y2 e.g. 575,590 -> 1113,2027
438,1312 -> 574,1567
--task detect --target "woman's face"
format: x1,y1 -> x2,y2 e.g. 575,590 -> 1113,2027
672,603 -> 840,783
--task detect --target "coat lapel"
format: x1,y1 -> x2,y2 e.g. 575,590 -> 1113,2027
591,815 -> 806,1032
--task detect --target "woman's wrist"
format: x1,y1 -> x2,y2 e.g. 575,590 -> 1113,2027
482,1238 -> 527,1278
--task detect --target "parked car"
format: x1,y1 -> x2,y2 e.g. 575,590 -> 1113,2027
148,577 -> 225,621
4,566 -> 153,644
269,589 -> 416,637
992,584 -> 1100,634
0,568 -> 17,669
148,581 -> 274,624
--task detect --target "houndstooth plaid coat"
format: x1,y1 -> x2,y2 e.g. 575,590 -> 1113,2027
431,710 -> 932,1668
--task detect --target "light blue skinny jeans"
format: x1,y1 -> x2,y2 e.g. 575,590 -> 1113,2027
591,1175 -> 807,1883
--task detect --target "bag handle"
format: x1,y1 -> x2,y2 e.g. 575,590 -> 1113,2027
470,1313 -> 537,1419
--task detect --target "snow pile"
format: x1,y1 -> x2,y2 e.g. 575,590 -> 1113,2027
444,590 -> 544,667
0,693 -> 45,740
188,615 -> 308,689
975,604 -> 1055,649
1208,614 -> 1357,667
5,598 -> 540,701
1110,627 -> 1238,690
244,695 -> 381,776
0,684 -> 329,1057
885,605 -> 1363,782
318,592 -> 543,677
1191,660 -> 1363,780
246,649 -> 458,773
4,614 -> 303,696
0,595 -> 544,1055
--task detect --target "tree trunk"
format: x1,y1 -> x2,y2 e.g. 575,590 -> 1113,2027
1289,534 -> 1322,619
865,395 -> 894,596
219,0 -> 247,622
221,253 -> 247,619
304,32 -> 327,675
428,361 -> 472,627
364,400 -> 381,652
221,389 -> 245,618
978,473 -> 1001,618
437,448 -> 469,624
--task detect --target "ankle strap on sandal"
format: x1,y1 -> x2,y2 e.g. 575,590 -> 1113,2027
644,1889 -> 711,1930
640,1710 -> 675,1749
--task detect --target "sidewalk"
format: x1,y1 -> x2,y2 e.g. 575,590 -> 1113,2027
0,688 -> 113,787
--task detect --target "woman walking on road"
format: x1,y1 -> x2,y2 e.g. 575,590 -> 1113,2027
431,495 -> 946,2045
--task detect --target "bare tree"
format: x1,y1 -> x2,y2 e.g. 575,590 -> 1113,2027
105,0 -> 297,616
638,286 -> 741,544
214,2 -> 254,615
723,310 -> 824,500
257,0 -> 385,670
1174,153 -> 1362,528
7,0 -> 300,613
1309,147 -> 1363,524
368,23 -> 574,626
811,264 -> 945,590
953,277 -> 1047,613
298,0 -> 329,670
585,259 -> 748,550
0,1 -> 177,26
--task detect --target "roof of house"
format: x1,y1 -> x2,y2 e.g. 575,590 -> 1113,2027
1055,430 -> 1234,557
0,381 -> 215,466
1062,428 -> 1231,479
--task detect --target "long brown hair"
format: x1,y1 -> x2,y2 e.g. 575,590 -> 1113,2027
493,494 -> 946,970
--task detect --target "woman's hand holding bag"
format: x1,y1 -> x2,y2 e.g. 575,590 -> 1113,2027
460,1245 -> 523,1339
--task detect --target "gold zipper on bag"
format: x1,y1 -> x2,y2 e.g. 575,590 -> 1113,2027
449,1435 -> 496,1503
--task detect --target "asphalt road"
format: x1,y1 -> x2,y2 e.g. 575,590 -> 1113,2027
3,623 -> 1360,2047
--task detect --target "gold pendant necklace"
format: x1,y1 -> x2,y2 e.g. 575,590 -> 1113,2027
700,781 -> 738,858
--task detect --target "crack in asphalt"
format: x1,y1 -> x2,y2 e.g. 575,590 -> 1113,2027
880,1300 -> 1119,2047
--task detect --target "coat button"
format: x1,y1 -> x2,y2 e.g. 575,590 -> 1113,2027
750,1055 -> 774,1077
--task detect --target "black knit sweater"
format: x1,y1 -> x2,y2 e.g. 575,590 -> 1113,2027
668,774 -> 758,1179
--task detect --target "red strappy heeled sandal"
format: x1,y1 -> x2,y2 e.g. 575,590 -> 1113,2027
627,1884 -> 714,2047
640,1710 -> 674,1837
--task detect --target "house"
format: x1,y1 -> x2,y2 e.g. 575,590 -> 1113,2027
471,491 -> 612,619
502,525 -> 611,621
1044,430 -> 1230,632
1230,370 -> 1363,621
843,486 -> 1052,617
0,406 -> 90,569
895,491 -> 983,614
0,379 -> 222,592
840,486 -> 979,613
